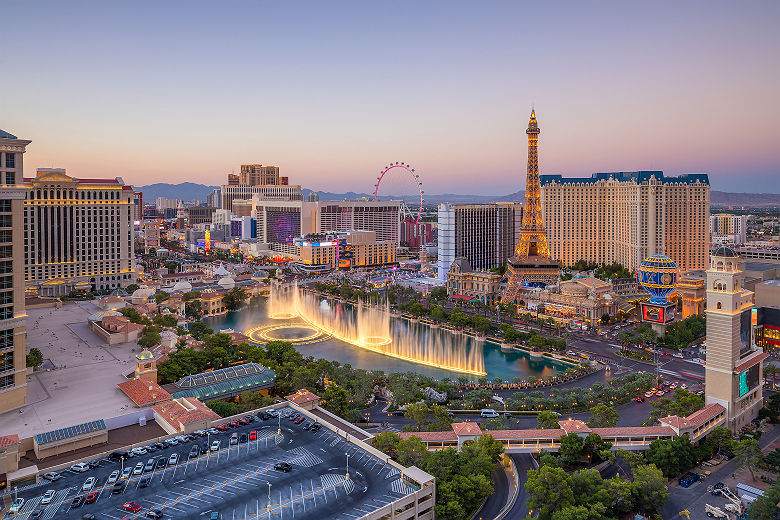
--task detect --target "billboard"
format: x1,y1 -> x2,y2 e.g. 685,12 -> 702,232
641,302 -> 675,324
739,363 -> 760,397
739,309 -> 752,354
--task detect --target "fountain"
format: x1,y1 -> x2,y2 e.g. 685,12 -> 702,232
264,282 -> 486,376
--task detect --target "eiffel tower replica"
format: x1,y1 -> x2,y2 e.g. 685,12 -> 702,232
501,109 -> 560,304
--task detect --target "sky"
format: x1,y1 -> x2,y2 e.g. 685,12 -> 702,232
2,1 -> 779,195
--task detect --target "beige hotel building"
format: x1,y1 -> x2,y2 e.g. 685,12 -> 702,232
0,130 -> 30,413
540,171 -> 710,271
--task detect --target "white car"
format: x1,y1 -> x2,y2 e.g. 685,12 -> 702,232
210,440 -> 221,452
41,490 -> 56,505
131,447 -> 148,456
121,466 -> 133,480
168,453 -> 179,465
107,470 -> 120,484
82,476 -> 96,492
9,498 -> 24,514
70,462 -> 90,472
133,462 -> 144,475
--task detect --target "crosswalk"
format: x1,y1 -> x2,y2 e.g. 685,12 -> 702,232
8,488 -> 71,520
386,467 -> 400,479
255,429 -> 284,446
287,447 -> 323,467
390,476 -> 413,495
321,473 -> 354,495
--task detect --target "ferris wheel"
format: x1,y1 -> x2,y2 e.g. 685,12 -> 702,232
373,162 -> 424,223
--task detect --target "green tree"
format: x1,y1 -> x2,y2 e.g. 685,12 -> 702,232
154,291 -> 170,304
26,348 -> 43,368
558,433 -> 585,464
647,388 -> 704,425
322,384 -> 351,418
631,463 -> 670,514
735,438 -> 764,481
222,287 -> 249,311
205,400 -> 240,417
372,431 -> 400,459
646,436 -> 697,477
125,283 -> 140,292
152,314 -> 177,328
185,300 -> 202,319
188,321 -> 214,340
704,427 -> 735,456
536,410 -> 560,429
204,332 -> 233,350
137,326 -> 162,349
587,403 -> 619,428
404,402 -> 430,431
748,478 -> 780,520
525,465 -> 575,520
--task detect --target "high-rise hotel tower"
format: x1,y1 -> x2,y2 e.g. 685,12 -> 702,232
539,171 -> 710,271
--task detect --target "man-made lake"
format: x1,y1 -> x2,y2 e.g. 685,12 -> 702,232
204,297 -> 570,381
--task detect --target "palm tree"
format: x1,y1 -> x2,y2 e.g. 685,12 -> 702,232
617,332 -> 633,355
764,364 -> 778,389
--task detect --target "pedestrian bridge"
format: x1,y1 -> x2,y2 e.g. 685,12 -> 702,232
399,403 -> 726,454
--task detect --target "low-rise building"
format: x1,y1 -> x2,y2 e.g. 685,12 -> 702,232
153,397 -> 221,434
445,257 -> 502,305
200,289 -> 226,317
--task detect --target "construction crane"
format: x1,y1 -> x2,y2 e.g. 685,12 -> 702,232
704,503 -> 731,518
678,509 -> 691,520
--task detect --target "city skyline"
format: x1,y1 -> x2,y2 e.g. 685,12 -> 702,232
3,1 -> 779,194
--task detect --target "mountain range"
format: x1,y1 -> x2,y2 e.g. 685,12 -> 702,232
136,183 -> 780,208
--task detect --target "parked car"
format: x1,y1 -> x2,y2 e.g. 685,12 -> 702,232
112,481 -> 127,494
42,472 -> 62,481
146,509 -> 165,519
480,409 -> 499,418
294,416 -> 305,424
216,424 -> 229,431
155,457 -> 167,470
230,433 -> 238,445
168,453 -> 179,466
145,458 -> 156,472
311,423 -> 322,432
228,420 -> 240,428
190,446 -> 200,459
139,476 -> 151,488
123,501 -> 143,513
87,459 -> 101,468
238,417 -> 251,425
145,445 -> 158,453
210,513 -> 221,520
154,442 -> 167,450
82,514 -> 97,520
82,477 -> 96,492
107,470 -> 120,484
71,495 -> 85,508
303,422 -> 312,430
121,466 -> 133,480
131,447 -> 148,456
207,428 -> 220,435
274,462 -> 292,472
41,489 -> 56,505
164,438 -> 179,446
193,429 -> 207,437
239,434 -> 248,443
635,396 -> 645,402
108,450 -> 131,462
71,462 -> 90,473
644,391 -> 654,398
85,491 -> 99,504
249,430 -> 257,440
211,440 -> 221,452
8,498 -> 24,514
133,462 -> 144,476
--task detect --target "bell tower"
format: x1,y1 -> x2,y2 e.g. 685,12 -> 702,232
705,247 -> 765,431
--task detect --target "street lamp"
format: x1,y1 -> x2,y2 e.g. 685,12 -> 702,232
345,453 -> 350,481
277,413 -> 281,436
267,482 -> 272,513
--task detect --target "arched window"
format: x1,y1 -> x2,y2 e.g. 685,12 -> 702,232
717,261 -> 724,270
717,302 -> 722,309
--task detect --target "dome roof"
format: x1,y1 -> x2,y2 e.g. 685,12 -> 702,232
88,310 -> 122,321
171,281 -> 193,293
213,263 -> 230,277
713,246 -> 738,258
132,288 -> 155,299
218,276 -> 235,289
137,349 -> 154,360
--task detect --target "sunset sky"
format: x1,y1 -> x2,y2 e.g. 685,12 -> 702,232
3,1 -> 778,194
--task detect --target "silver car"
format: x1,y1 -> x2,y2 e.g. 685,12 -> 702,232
40,490 -> 56,505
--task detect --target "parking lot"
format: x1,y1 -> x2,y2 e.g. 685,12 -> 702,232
6,407 -> 415,520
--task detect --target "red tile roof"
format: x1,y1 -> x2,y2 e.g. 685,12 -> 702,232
734,353 -> 768,374
452,422 -> 482,436
0,434 -> 20,448
398,431 -> 458,442
591,426 -> 676,437
286,389 -> 320,406
117,379 -> 173,407
660,403 -> 726,431
558,419 -> 591,434
153,397 -> 220,427
489,428 -> 565,439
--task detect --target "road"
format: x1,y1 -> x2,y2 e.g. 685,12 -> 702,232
662,422 -> 780,520
505,454 -> 534,519
476,464 -> 510,520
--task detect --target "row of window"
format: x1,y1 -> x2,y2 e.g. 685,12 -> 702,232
0,351 -> 13,372
0,374 -> 14,390
27,190 -> 125,201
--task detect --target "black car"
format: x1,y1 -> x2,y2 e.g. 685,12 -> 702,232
112,481 -> 126,494
145,445 -> 158,453
239,434 -> 248,443
146,510 -> 164,519
108,450 -> 130,462
311,423 -> 322,432
139,476 -> 151,488
71,495 -> 85,508
155,458 -> 167,470
189,446 -> 200,459
274,462 -> 292,472
87,459 -> 101,468
202,443 -> 210,454
303,422 -> 312,430
29,511 -> 43,519
154,442 -> 167,450
81,515 -> 97,520
260,412 -> 271,420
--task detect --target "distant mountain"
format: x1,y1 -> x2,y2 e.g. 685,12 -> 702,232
136,182 -> 780,208
711,190 -> 780,208
136,182 -> 219,202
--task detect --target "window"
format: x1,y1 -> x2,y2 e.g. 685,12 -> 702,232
4,173 -> 14,185
0,200 -> 11,212
4,154 -> 14,169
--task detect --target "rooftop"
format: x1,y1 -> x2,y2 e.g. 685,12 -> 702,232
117,378 -> 173,407
0,129 -> 19,139
541,171 -> 710,186
167,363 -> 276,401
34,419 -> 106,446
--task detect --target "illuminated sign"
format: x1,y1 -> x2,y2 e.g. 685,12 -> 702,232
205,230 -> 211,252
739,364 -> 760,397
641,302 -> 676,324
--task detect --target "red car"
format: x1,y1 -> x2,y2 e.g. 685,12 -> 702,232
249,430 -> 257,441
216,424 -> 229,431
122,501 -> 142,513
635,396 -> 645,403
294,417 -> 305,424
85,491 -> 99,504
228,420 -> 240,428
238,417 -> 251,425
